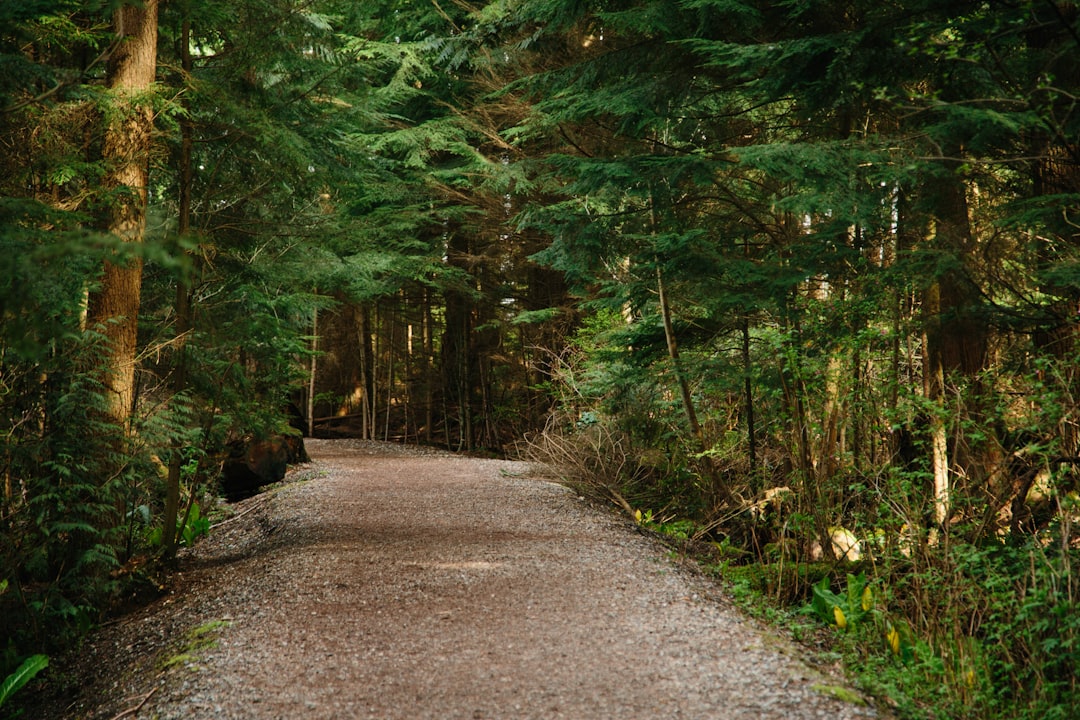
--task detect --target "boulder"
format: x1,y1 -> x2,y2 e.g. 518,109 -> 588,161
220,432 -> 308,500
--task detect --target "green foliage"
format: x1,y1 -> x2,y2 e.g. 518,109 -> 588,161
147,499 -> 210,550
179,502 -> 211,548
489,2 -> 1080,719
0,206 -> 134,656
0,653 -> 48,710
809,573 -> 871,630
4,2 -> 1080,720
159,619 -> 231,671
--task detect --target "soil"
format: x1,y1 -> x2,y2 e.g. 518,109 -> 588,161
18,439 -> 883,719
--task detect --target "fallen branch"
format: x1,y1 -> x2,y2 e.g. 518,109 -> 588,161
209,494 -> 272,530
110,686 -> 158,720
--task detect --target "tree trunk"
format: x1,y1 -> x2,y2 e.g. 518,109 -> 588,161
920,163 -> 988,531
308,297 -> 318,437
442,232 -> 474,450
86,0 -> 159,428
922,280 -> 951,531
741,315 -> 758,487
423,288 -> 433,443
384,306 -> 394,441
358,305 -> 373,440
163,15 -> 192,559
656,266 -> 732,505
656,266 -> 704,451
780,301 -> 815,485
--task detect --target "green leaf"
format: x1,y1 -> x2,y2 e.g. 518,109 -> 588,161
511,307 -> 562,325
0,654 -> 49,708
811,576 -> 844,624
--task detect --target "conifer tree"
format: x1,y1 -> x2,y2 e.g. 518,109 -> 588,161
87,0 -> 159,428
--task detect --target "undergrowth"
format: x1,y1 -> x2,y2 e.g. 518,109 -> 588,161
520,414 -> 1080,720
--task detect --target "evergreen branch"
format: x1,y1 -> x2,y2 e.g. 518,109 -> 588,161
914,154 -> 1063,165
430,0 -> 464,34
288,65 -> 349,107
1,35 -> 122,114
558,124 -> 593,157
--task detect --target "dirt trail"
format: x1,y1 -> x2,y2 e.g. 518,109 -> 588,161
28,440 -> 879,719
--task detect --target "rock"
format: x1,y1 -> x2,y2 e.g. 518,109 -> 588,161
220,433 -> 308,500
809,527 -> 862,562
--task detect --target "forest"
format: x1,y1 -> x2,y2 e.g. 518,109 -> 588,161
1,0 -> 1078,717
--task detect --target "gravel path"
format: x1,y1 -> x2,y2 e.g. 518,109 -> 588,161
27,439 -> 880,719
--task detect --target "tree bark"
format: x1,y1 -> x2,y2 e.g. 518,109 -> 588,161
741,315 -> 757,486
442,231 -> 474,450
87,0 -> 159,428
920,163 -> 987,531
922,281 -> 951,531
163,15 -> 192,559
656,266 -> 732,505
656,266 -> 704,451
423,288 -> 433,443
308,297 -> 318,437
360,304 -> 375,439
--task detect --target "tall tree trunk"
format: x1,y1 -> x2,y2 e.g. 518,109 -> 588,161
358,305 -> 374,440
741,315 -> 757,487
780,296 -> 815,485
87,0 -> 159,428
384,306 -> 394,441
163,15 -> 192,559
920,163 -> 989,532
308,297 -> 318,437
423,288 -> 433,443
819,350 -> 845,482
922,279 -> 951,531
648,183 -> 721,497
442,231 -> 474,450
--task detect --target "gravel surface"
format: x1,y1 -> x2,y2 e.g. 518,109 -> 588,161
22,439 -> 882,719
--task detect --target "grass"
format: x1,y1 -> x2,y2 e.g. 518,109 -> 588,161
158,619 -> 231,672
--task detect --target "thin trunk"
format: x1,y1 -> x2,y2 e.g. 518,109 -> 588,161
442,231 -> 472,451
923,293 -> 951,532
889,299 -> 901,416
460,316 -> 471,451
648,190 -> 703,452
781,302 -> 815,484
371,305 -> 379,435
423,288 -> 433,443
819,349 -> 843,482
658,265 -> 732,504
931,406 -> 951,529
656,266 -> 704,449
384,309 -> 394,442
851,346 -> 862,472
308,296 -> 318,438
741,232 -> 758,485
357,306 -> 372,440
741,317 -> 757,484
163,17 -> 192,559
404,313 -> 412,444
